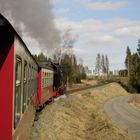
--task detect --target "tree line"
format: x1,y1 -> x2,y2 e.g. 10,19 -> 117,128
60,54 -> 86,84
95,53 -> 109,76
125,39 -> 140,93
33,52 -> 86,84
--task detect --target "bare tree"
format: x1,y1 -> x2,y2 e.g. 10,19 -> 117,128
52,28 -> 78,64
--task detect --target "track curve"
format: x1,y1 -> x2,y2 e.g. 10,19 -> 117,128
104,95 -> 140,140
66,82 -> 110,95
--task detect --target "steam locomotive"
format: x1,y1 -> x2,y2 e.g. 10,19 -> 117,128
0,14 -> 66,140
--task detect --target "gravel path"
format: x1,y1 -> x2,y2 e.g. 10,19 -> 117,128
104,96 -> 140,140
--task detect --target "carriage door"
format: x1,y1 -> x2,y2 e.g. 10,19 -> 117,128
14,57 -> 22,129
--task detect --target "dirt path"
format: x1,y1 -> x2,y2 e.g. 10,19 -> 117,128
104,96 -> 140,140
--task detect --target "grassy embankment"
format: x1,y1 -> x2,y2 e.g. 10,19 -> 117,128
30,83 -> 134,140
129,94 -> 140,111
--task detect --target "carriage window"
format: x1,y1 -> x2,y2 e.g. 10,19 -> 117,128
22,61 -> 27,113
27,64 -> 31,104
32,66 -> 33,79
29,65 -> 31,80
50,73 -> 52,84
24,62 -> 27,80
42,71 -> 46,88
14,57 -> 22,129
48,72 -> 50,85
47,72 -> 49,85
50,73 -> 51,85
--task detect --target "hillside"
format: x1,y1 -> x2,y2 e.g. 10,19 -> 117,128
30,83 -> 134,140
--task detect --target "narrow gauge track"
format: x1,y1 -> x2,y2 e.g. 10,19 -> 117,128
66,82 -> 111,95
36,82 -> 111,110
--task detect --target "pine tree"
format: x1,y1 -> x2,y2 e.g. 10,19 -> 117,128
33,52 -> 47,61
105,55 -> 109,75
136,39 -> 140,92
95,53 -> 101,75
129,53 -> 138,92
125,41 -> 140,93
125,46 -> 132,79
61,53 -> 86,84
101,54 -> 106,74
125,46 -> 131,69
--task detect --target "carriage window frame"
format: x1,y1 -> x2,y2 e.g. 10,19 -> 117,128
27,64 -> 31,104
14,56 -> 22,129
32,66 -> 33,80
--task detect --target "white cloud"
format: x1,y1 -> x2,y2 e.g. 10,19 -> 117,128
55,17 -> 140,70
52,0 -> 65,4
116,27 -> 131,37
115,25 -> 140,38
53,8 -> 70,14
83,0 -> 127,11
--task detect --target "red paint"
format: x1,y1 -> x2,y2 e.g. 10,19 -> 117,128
59,83 -> 65,94
53,90 -> 59,97
40,85 -> 53,105
52,83 -> 66,98
0,43 -> 14,140
36,68 -> 54,106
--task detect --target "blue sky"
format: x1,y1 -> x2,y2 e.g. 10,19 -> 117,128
1,0 -> 140,72
53,0 -> 140,21
51,0 -> 140,71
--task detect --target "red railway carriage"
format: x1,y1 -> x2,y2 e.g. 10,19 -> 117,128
0,14 -> 38,140
0,14 -> 66,140
37,62 -> 54,107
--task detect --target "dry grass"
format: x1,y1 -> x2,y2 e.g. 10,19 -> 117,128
129,94 -> 140,111
68,80 -> 98,90
81,79 -> 98,86
108,76 -> 129,86
30,83 -> 134,140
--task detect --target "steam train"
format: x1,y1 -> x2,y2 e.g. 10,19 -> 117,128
0,14 -> 66,140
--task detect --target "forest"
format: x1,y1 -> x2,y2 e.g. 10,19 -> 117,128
33,52 -> 86,84
125,39 -> 140,93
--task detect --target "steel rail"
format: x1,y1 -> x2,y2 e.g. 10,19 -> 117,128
66,82 -> 111,95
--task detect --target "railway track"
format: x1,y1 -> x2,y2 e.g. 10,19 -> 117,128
35,82 -> 111,120
66,82 -> 111,95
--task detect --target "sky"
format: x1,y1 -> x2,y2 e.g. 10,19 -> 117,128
50,0 -> 140,71
1,0 -> 140,71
